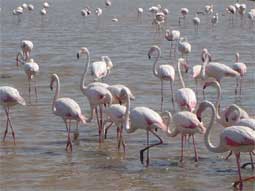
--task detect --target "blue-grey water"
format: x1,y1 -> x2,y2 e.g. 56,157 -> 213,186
0,0 -> 255,190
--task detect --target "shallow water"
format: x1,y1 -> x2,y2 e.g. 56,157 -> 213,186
0,0 -> 255,190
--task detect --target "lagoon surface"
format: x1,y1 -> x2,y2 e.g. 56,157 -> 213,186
0,0 -> 255,190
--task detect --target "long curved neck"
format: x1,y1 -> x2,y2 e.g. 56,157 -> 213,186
52,77 -> 60,113
177,59 -> 185,88
123,92 -> 131,133
204,102 -> 227,153
152,48 -> 160,77
235,53 -> 239,62
214,82 -> 222,121
80,52 -> 90,92
161,112 -> 178,137
201,57 -> 207,81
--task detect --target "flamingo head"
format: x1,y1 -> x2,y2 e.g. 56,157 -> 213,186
148,45 -> 160,59
77,47 -> 89,59
201,48 -> 212,62
235,52 -> 240,62
102,56 -> 113,70
196,102 -> 207,122
50,74 -> 58,90
119,88 -> 129,102
203,79 -> 218,90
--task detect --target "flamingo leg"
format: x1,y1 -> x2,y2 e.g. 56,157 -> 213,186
233,153 -> 243,189
66,120 -> 72,151
34,79 -> 38,101
73,121 -> 79,141
241,152 -> 254,169
3,107 -> 9,142
225,151 -> 233,160
120,124 -> 126,153
192,135 -> 198,162
170,41 -> 173,57
239,77 -> 242,95
235,78 -> 239,95
5,107 -> 16,144
28,79 -> 31,99
87,104 -> 94,122
140,128 -> 163,166
195,79 -> 198,96
180,135 -> 184,162
160,80 -> 163,112
104,121 -> 113,139
95,106 -> 102,143
99,105 -> 104,142
170,82 -> 175,111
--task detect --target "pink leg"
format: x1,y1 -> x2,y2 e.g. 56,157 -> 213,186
99,105 -> 104,142
95,107 -> 101,143
180,135 -> 184,162
34,79 -> 38,101
192,135 -> 198,162
120,125 -> 126,153
170,82 -> 175,111
160,80 -> 163,112
117,126 -> 121,151
66,120 -> 72,151
234,153 -> 243,189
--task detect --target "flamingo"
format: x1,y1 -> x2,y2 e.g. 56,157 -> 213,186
202,80 -> 249,127
226,5 -> 236,24
201,49 -> 240,84
175,58 -> 197,112
238,4 -> 246,21
120,88 -> 172,166
107,84 -> 135,105
17,40 -> 33,62
178,37 -> 191,63
13,6 -> 23,18
165,29 -> 180,57
112,17 -> 118,22
211,13 -> 219,29
191,65 -> 202,95
105,0 -> 111,7
0,86 -> 26,144
224,104 -> 255,169
192,15 -> 200,32
179,8 -> 189,25
247,9 -> 255,26
22,3 -> 28,9
16,57 -> 39,100
148,45 -> 175,112
40,8 -> 47,16
81,9 -> 88,17
43,2 -> 50,9
232,52 -> 247,95
197,100 -> 255,189
95,8 -> 102,17
28,4 -> 34,11
170,110 -> 205,162
91,56 -> 113,81
77,47 -> 112,143
137,8 -> 143,22
154,12 -> 165,32
205,4 -> 213,15
103,104 -> 126,152
50,74 -> 86,151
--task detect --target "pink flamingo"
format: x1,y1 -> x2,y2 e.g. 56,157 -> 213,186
165,29 -> 180,57
17,40 -> 33,62
107,85 -> 135,105
179,8 -> 189,25
224,105 -> 255,168
50,74 -> 86,151
103,104 -> 126,152
120,88 -> 172,166
232,52 -> 247,95
16,57 -> 39,100
197,100 -> 255,189
175,58 -> 197,112
0,86 -> 26,144
203,80 -> 249,127
91,56 -> 113,81
77,47 -> 112,143
105,0 -> 111,7
201,49 -> 240,84
148,45 -> 175,111
170,110 -> 205,162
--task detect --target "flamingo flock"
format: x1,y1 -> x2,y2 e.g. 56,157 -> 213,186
1,1 -> 255,190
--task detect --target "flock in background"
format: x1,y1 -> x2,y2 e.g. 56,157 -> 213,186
1,0 -> 255,190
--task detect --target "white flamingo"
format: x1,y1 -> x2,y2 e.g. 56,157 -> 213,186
17,40 -> 33,61
77,47 -> 112,143
197,100 -> 255,190
28,4 -> 34,11
232,52 -> 247,95
120,88 -> 172,166
137,8 -> 144,22
43,2 -> 50,9
16,57 -> 39,100
0,86 -> 26,144
165,29 -> 180,57
107,84 -> 135,105
91,56 -> 113,81
175,58 -> 197,112
178,37 -> 191,64
148,45 -> 175,111
179,8 -> 189,25
192,15 -> 200,32
211,13 -> 219,29
40,8 -> 47,16
105,0 -> 111,7
50,74 -> 86,151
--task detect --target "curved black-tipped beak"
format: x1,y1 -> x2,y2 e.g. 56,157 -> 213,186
185,68 -> 189,73
197,116 -> 202,122
203,85 -> 206,89
76,53 -> 80,59
148,55 -> 151,59
225,117 -> 229,122
50,86 -> 53,90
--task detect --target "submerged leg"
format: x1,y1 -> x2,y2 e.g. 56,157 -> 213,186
3,108 -> 9,142
180,135 -> 184,162
160,80 -> 163,112
192,135 -> 198,162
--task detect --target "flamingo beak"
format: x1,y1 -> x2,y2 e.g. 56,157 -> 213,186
225,117 -> 229,122
197,116 -> 202,122
76,53 -> 80,59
